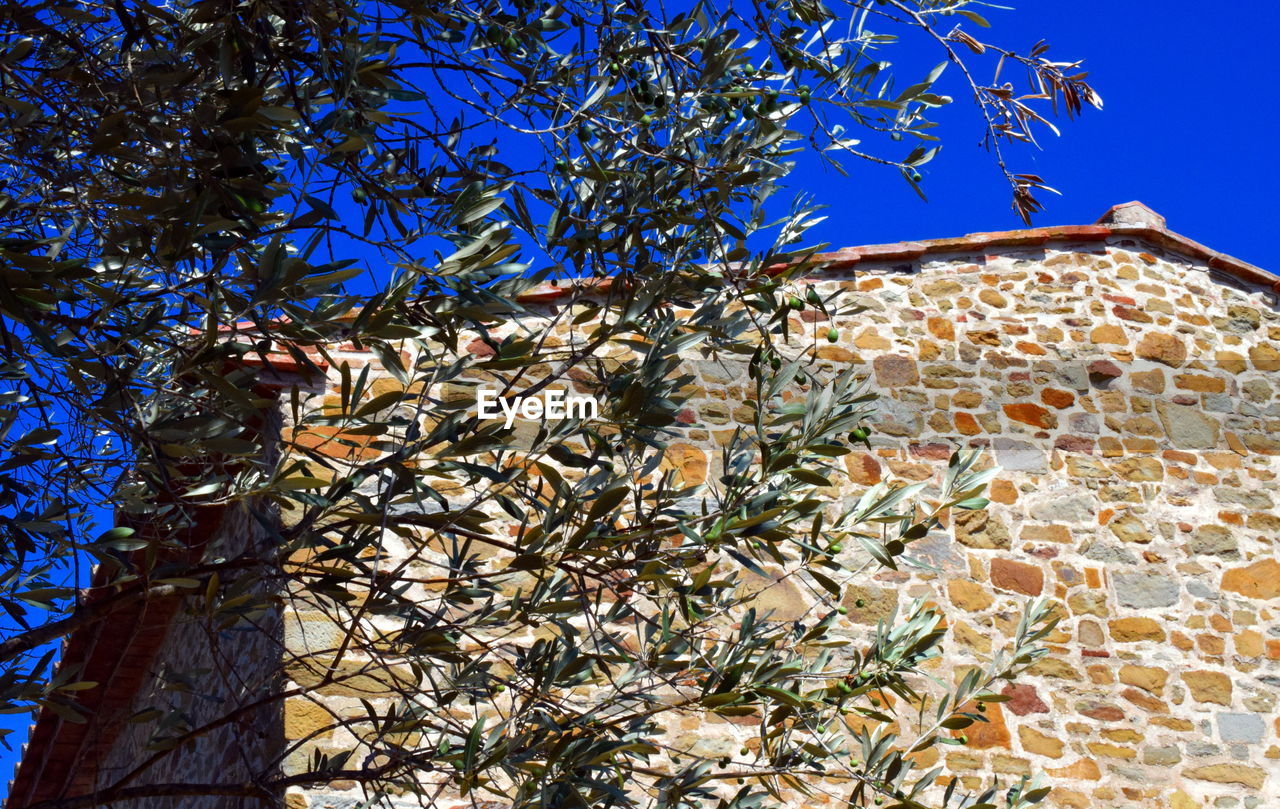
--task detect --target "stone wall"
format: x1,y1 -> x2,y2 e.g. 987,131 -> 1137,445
91,499 -> 285,809
277,232 -> 1280,809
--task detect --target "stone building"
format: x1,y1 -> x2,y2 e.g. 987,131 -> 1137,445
8,202 -> 1280,809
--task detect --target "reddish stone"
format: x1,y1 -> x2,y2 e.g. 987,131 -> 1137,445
1121,687 -> 1168,713
845,452 -> 882,486
909,442 -> 951,461
465,337 -> 496,358
955,702 -> 1011,750
1003,403 -> 1056,429
1041,388 -> 1075,409
955,412 -> 982,435
873,355 -> 920,387
1080,704 -> 1126,722
1113,305 -> 1154,323
1087,359 -> 1123,381
1103,293 -> 1138,306
1054,435 -> 1095,453
990,558 -> 1044,595
1002,684 -> 1049,716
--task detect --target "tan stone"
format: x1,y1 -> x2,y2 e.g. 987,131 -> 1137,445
1184,763 -> 1266,789
1086,742 -> 1136,760
1168,791 -> 1199,809
1118,665 -> 1167,694
927,317 -> 955,341
285,699 -> 334,739
854,330 -> 890,350
1250,343 -> 1280,372
1018,727 -> 1064,758
948,579 -> 994,612
285,658 -> 417,697
841,584 -> 897,625
1135,332 -> 1186,366
738,570 -> 812,622
1108,617 -> 1165,642
1046,758 -> 1101,781
1108,514 -> 1153,543
659,442 -> 708,486
1222,559 -> 1280,600
954,510 -> 1011,549
1182,670 -> 1232,704
1236,629 -> 1264,658
1091,324 -> 1127,344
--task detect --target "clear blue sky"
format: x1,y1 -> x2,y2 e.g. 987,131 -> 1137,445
2,1 -> 1276,799
795,2 -> 1279,273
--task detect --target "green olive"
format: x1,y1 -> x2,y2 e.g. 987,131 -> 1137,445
788,295 -> 804,310
855,598 -> 866,608
910,171 -> 923,182
827,327 -> 839,343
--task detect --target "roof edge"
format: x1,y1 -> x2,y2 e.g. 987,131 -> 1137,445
514,206 -> 1278,304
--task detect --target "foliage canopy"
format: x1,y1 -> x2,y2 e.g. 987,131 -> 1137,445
0,1 -> 1096,807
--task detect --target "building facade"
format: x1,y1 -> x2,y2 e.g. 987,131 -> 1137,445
9,203 -> 1280,809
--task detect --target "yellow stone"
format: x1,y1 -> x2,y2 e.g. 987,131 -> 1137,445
948,579 -> 994,612
1086,742 -> 1136,760
1118,664 -> 1168,694
1184,763 -> 1266,788
1182,670 -> 1232,705
1170,790 -> 1200,809
284,699 -> 333,740
1109,617 -> 1165,642
1046,758 -> 1101,781
1018,727 -> 1064,758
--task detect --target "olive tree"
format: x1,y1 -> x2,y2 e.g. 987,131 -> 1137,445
0,1 -> 1097,807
